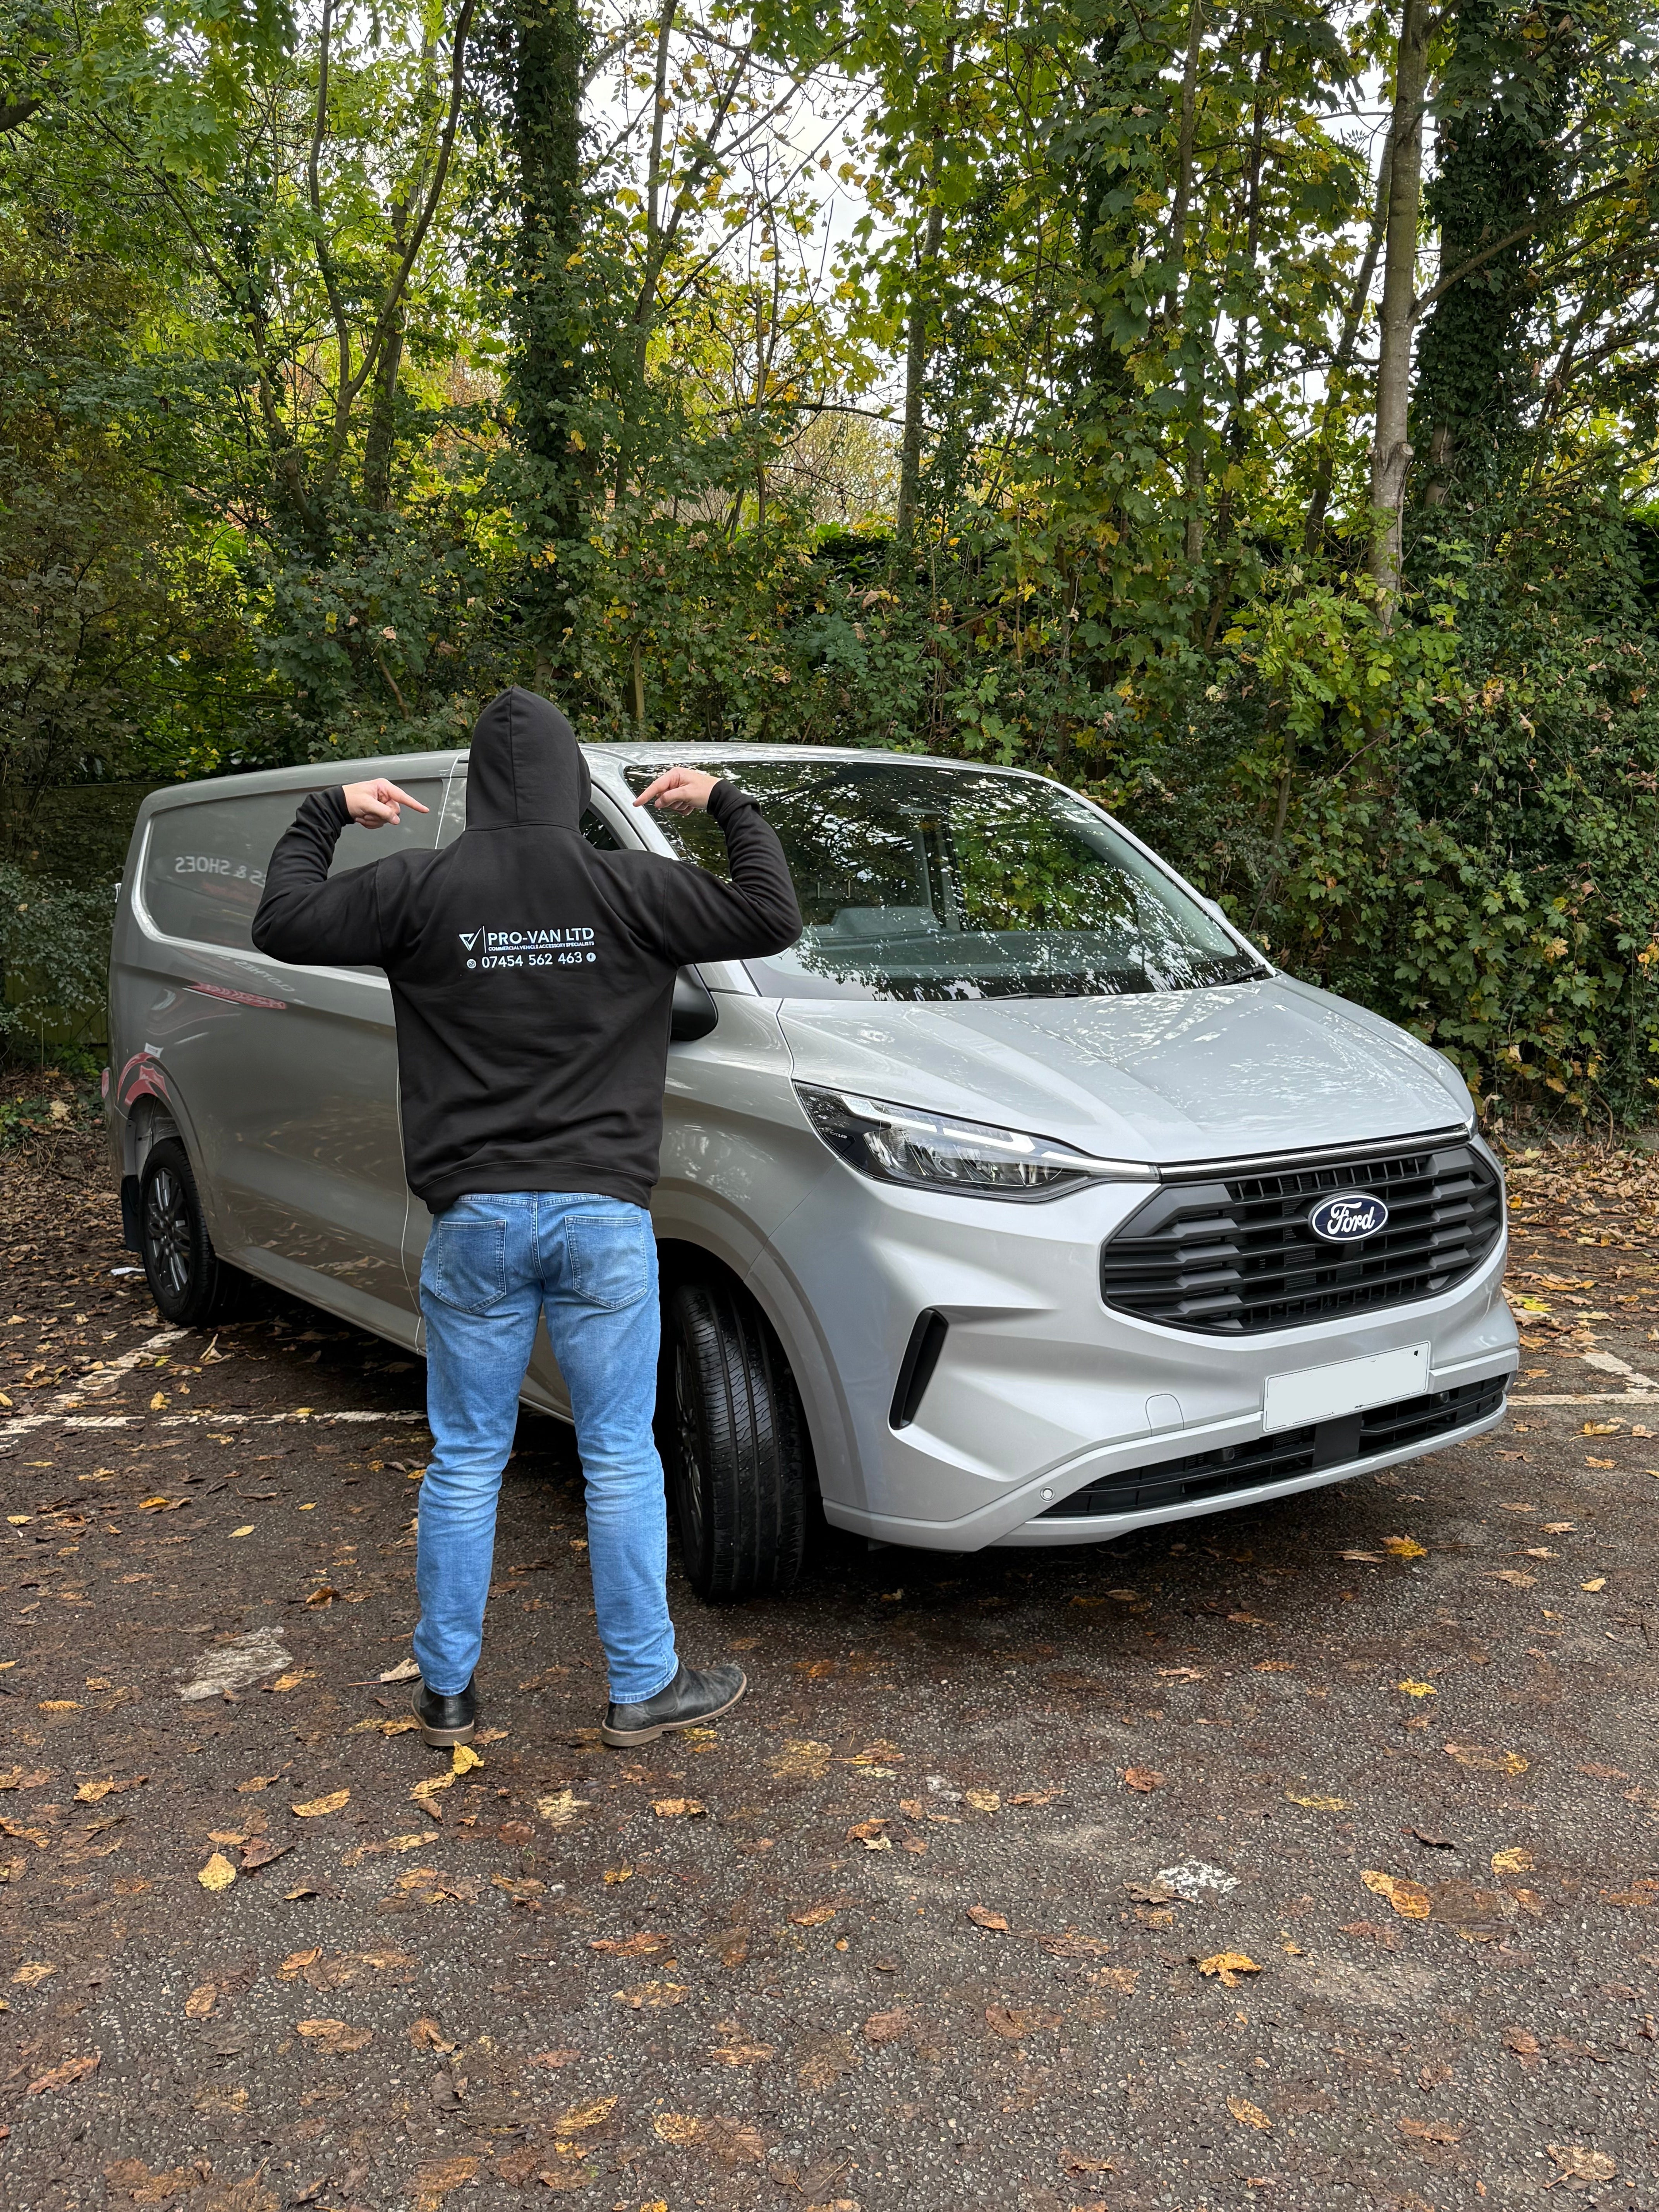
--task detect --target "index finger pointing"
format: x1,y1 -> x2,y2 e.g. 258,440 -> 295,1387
381,782 -> 430,812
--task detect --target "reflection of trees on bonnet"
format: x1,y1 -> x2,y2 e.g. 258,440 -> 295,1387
633,762 -> 1264,1004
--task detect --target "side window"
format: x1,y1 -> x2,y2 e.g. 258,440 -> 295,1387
142,780 -> 444,951
142,794 -> 303,950
330,780 -> 444,875
433,768 -> 629,854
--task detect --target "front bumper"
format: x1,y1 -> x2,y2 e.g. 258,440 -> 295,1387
762,1141 -> 1517,1552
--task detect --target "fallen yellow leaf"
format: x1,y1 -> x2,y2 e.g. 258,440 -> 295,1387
268,1671 -> 309,1693
291,1790 -> 350,1818
652,1798 -> 706,1818
1361,1869 -> 1431,1919
1381,1535 -> 1426,1559
230,1526 -> 254,1539
149,1391 -> 167,1412
1197,1952 -> 1261,1987
536,1789 -> 591,1827
1227,2095 -> 1272,2131
184,1984 -> 217,2018
1491,1846 -> 1535,1874
450,1744 -> 483,1776
12,1961 -> 54,1985
965,1790 -> 1001,1812
555,2096 -> 617,2131
1444,1743 -> 1529,1774
197,1852 -> 237,1893
410,1772 -> 454,1803
1397,1680 -> 1436,1698
612,1980 -> 688,2009
1581,1577 -> 1607,1592
1286,1791 -> 1350,1812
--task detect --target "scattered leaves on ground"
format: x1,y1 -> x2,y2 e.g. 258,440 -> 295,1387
27,2052 -> 100,2094
1362,1870 -> 1432,1920
1196,1952 -> 1261,1987
1547,2145 -> 1618,2181
290,1789 -> 349,1818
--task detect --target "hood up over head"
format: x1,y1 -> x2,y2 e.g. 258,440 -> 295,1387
465,686 -> 591,830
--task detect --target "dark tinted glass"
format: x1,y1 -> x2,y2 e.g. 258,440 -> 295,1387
625,759 -> 1262,1002
143,781 -> 443,951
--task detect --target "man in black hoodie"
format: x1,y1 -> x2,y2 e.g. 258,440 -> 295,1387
253,688 -> 801,1749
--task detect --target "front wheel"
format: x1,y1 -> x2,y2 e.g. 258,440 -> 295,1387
140,1139 -> 248,1327
658,1276 -> 808,1604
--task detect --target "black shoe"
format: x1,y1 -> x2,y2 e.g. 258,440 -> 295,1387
413,1676 -> 477,1747
601,1661 -> 747,1748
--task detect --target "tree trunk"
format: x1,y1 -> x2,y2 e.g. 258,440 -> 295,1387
896,40 -> 955,550
1369,0 -> 1429,606
1303,139 -> 1391,556
502,0 -> 589,689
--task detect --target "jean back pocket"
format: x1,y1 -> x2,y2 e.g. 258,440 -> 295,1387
426,1215 -> 509,1315
565,1207 -> 653,1311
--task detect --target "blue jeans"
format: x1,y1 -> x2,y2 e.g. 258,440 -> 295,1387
413,1191 -> 678,1705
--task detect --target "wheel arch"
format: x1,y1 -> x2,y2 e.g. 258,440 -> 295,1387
654,1235 -> 830,1508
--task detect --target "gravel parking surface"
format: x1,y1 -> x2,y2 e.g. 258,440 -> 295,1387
0,1099 -> 1654,2211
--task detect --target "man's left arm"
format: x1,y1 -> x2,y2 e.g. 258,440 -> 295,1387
633,768 -> 802,963
252,778 -> 428,967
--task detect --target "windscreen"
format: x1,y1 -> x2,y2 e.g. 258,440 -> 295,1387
623,758 -> 1264,1002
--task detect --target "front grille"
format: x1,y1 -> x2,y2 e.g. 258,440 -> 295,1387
1038,1374 -> 1508,1518
1099,1141 -> 1503,1334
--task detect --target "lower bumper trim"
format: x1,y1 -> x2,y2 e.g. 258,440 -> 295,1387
1039,1373 -> 1508,1519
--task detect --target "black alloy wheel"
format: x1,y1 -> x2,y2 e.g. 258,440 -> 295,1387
139,1138 -> 247,1327
658,1276 -> 809,1603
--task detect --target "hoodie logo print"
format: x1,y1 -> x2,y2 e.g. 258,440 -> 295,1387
461,923 -> 599,973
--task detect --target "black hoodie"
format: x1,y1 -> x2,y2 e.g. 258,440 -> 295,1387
251,688 -> 801,1211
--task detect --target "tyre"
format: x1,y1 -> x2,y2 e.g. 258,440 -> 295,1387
659,1275 -> 808,1603
139,1138 -> 248,1327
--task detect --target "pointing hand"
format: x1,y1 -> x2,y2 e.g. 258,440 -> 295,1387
342,778 -> 431,829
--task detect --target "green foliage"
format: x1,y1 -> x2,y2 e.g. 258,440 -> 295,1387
4,0 -> 1659,1116
0,862 -> 116,1046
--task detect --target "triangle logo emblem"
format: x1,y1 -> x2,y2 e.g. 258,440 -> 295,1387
459,930 -> 481,951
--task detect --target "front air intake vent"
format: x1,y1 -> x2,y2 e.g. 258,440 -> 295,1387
1039,1373 -> 1508,1517
1099,1142 -> 1502,1335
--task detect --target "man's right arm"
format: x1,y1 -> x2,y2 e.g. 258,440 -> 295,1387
251,788 -> 385,967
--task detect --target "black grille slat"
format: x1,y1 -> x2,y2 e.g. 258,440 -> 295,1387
1041,1376 -> 1507,1518
1099,1142 -> 1502,1334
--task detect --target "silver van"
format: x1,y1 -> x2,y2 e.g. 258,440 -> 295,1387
106,744 -> 1517,1597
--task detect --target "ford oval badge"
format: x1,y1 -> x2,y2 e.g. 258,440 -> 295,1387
1307,1191 -> 1389,1243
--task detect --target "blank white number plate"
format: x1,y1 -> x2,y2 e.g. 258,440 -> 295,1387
1262,1343 -> 1429,1435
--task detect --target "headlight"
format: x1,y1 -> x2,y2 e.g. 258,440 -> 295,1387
794,1084 -> 1156,1201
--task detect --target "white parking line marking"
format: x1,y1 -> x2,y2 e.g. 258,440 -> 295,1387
45,1327 -> 187,1412
1575,1347 -> 1659,1389
1509,1391 -> 1659,1407
1,1408 -> 425,1439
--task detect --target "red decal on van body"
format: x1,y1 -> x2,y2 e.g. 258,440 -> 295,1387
186,981 -> 287,1012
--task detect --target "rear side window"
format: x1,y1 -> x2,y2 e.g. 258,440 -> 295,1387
142,780 -> 443,950
142,793 -> 301,949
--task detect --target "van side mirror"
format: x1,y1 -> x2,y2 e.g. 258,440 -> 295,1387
670,968 -> 719,1043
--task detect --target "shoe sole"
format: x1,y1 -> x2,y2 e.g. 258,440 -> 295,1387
412,1685 -> 476,1748
600,1672 -> 747,1749
417,1716 -> 476,1748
